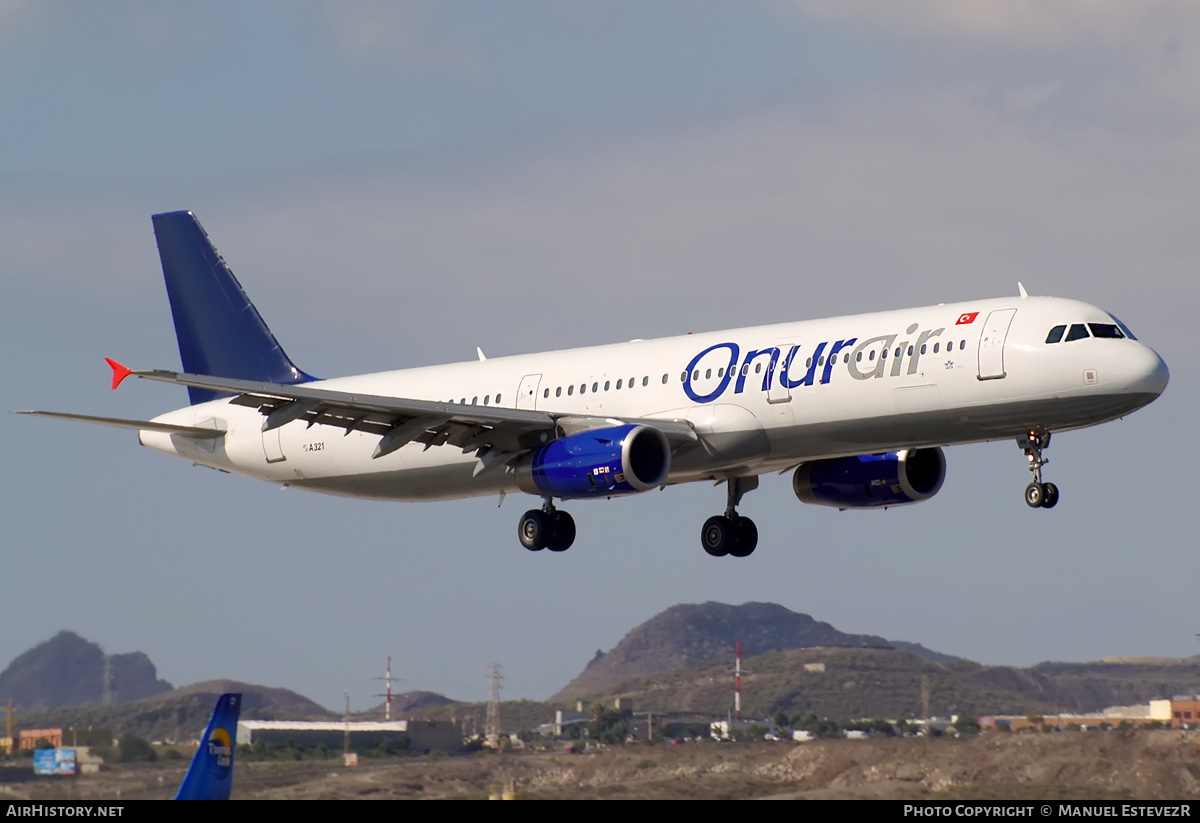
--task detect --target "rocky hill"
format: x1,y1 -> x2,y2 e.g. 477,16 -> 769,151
552,601 -> 958,702
0,631 -> 341,741
16,680 -> 336,743
365,691 -> 456,717
555,643 -> 1200,721
0,631 -> 172,711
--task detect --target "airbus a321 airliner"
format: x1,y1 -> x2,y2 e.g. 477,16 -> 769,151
22,212 -> 1169,558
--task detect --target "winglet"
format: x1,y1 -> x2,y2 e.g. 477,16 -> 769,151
1018,282 -> 1028,299
105,358 -> 133,390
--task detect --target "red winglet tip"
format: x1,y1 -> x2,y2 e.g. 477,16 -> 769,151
105,357 -> 133,390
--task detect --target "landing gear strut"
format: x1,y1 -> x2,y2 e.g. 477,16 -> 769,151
519,498 -> 576,552
1019,430 -> 1059,509
701,476 -> 759,558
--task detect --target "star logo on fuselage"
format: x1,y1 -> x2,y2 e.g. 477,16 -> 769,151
944,360 -> 955,370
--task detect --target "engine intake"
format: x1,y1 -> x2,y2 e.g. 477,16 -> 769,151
516,424 -> 671,499
792,448 -> 946,509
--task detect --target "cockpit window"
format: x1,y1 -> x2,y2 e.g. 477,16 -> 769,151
1045,325 -> 1066,344
1064,324 -> 1090,342
1108,314 -> 1138,340
1088,323 -> 1125,339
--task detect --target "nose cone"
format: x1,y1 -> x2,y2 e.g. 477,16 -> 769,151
1126,344 -> 1169,398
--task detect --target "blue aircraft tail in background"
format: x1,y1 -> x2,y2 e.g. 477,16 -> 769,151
175,693 -> 241,800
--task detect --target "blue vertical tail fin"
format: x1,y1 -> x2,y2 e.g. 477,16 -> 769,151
152,211 -> 313,405
175,693 -> 241,800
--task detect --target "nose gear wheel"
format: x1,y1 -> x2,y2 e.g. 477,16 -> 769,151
1019,431 -> 1059,509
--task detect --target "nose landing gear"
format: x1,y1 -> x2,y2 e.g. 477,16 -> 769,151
1019,431 -> 1059,509
519,498 -> 576,552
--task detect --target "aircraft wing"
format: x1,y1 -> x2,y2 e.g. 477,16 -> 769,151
123,367 -> 698,459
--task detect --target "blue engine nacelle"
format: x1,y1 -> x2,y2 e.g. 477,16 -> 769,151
792,448 -> 946,509
516,424 -> 671,499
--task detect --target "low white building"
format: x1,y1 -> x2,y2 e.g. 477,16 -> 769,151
236,719 -> 461,753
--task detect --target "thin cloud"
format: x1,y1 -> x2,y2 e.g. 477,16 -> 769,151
11,85 -> 1192,376
316,1 -> 484,74
795,1 -> 1200,120
793,1 -> 1185,49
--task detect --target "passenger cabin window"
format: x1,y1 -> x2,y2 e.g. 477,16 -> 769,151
618,379 -> 624,389
1046,325 -> 1066,344
544,388 -> 549,398
1065,324 -> 1089,342
1088,323 -> 1125,339
661,374 -> 668,384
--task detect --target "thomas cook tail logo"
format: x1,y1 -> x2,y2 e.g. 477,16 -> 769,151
207,727 -> 234,779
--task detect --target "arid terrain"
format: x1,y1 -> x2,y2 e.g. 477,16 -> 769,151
4,731 -> 1200,801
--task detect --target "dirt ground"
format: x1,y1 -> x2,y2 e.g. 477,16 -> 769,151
4,731 -> 1200,800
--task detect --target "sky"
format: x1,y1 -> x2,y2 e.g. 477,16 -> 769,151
2,1 -> 1198,714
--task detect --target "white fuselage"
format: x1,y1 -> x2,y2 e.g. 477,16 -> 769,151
139,296 -> 1168,502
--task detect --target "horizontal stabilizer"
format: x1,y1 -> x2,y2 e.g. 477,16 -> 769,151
15,410 -> 225,438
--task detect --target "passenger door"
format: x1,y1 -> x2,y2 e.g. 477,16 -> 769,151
977,309 -> 1017,380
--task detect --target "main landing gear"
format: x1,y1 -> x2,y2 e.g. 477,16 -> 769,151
1019,430 -> 1059,509
702,476 -> 759,558
518,499 -> 576,552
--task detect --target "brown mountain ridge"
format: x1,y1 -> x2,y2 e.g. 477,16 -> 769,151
552,601 -> 959,702
0,631 -> 172,712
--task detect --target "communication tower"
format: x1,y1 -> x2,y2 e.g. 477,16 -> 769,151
485,663 -> 503,746
373,656 -> 403,722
